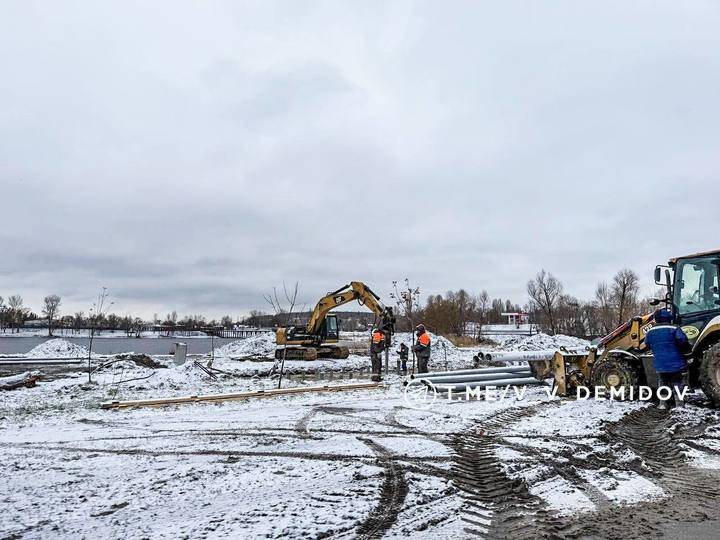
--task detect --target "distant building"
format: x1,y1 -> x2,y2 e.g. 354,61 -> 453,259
465,313 -> 538,338
501,312 -> 530,326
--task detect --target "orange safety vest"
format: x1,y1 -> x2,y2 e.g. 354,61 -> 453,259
372,331 -> 385,343
418,332 -> 430,346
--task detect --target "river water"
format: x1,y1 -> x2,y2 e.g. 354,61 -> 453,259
0,336 -> 241,356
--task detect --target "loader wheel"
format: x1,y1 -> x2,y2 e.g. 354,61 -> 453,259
699,342 -> 720,406
590,357 -> 639,399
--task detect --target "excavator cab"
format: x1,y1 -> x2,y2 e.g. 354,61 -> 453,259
319,314 -> 339,341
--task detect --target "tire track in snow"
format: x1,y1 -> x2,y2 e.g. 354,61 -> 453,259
451,402 -> 562,539
355,438 -> 409,539
553,406 -> 720,538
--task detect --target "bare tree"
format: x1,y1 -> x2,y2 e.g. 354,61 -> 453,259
221,315 -> 233,329
594,281 -> 615,334
487,298 -> 501,323
7,295 -> 25,333
527,270 -> 564,334
87,287 -> 112,384
73,311 -> 85,334
130,317 -> 144,338
555,295 -> 586,336
611,268 -> 640,326
264,282 -> 300,389
389,279 -> 421,332
475,290 -> 490,339
390,279 -> 422,373
42,295 -> 62,336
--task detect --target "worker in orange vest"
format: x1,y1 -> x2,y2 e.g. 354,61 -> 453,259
370,328 -> 386,381
412,324 -> 431,373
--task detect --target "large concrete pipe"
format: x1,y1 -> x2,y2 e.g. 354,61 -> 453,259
480,349 -> 582,362
414,371 -> 532,385
410,365 -> 531,380
430,376 -> 545,394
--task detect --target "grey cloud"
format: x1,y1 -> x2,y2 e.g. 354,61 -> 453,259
1,1 -> 719,318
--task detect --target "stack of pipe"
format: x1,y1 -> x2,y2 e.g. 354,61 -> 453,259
478,348 -> 585,363
410,363 -> 546,394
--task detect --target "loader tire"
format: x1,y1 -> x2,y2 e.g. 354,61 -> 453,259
590,357 -> 639,399
699,341 -> 720,406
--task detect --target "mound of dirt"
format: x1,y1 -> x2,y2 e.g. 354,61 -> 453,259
26,339 -> 89,358
110,353 -> 166,369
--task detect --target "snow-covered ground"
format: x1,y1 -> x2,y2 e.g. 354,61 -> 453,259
1,334 -> 719,538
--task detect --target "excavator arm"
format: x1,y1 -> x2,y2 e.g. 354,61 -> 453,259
306,281 -> 395,335
275,281 -> 394,361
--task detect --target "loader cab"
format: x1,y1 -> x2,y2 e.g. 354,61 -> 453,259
668,253 -> 720,341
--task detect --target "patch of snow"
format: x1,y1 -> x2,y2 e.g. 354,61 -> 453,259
494,446 -> 527,462
577,468 -> 665,504
503,436 -> 575,453
682,445 -> 720,469
509,399 -> 644,438
25,339 -> 89,358
215,333 -> 277,358
499,333 -> 589,352
529,475 -> 596,515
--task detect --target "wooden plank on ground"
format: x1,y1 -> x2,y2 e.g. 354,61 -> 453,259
100,382 -> 382,409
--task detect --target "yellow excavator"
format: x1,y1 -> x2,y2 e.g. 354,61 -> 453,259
275,281 -> 395,361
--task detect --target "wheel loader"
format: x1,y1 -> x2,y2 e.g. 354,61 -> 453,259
275,281 -> 395,361
533,249 -> 720,404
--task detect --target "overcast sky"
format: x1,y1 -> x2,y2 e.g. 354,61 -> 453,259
2,1 -> 719,320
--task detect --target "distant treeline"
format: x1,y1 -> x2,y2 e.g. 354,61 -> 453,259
1,266 -> 656,340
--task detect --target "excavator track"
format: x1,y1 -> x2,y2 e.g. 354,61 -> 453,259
275,347 -> 318,361
318,345 -> 350,359
275,345 -> 349,361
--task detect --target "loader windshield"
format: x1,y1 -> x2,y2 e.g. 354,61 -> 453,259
675,257 -> 720,315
